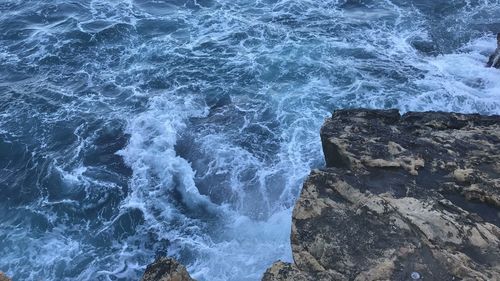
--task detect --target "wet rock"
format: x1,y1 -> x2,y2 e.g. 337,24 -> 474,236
487,33 -> 500,68
141,257 -> 195,281
0,272 -> 11,281
265,109 -> 500,281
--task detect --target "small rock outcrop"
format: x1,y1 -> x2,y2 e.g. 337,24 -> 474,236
487,33 -> 500,68
0,272 -> 11,281
141,257 -> 195,281
266,109 -> 500,281
262,261 -> 312,281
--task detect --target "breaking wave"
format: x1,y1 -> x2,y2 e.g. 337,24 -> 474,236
0,0 -> 499,280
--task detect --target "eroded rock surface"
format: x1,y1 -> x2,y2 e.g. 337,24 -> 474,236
262,261 -> 313,281
487,33 -> 500,68
141,257 -> 195,281
266,109 -> 500,281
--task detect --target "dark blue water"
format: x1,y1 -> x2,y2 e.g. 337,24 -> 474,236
1,1 -> 499,280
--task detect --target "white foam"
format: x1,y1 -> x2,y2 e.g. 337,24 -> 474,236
115,88 -> 300,280
186,208 -> 293,281
2,1 -> 500,281
402,36 -> 500,114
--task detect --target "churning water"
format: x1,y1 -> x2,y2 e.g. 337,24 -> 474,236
1,0 -> 499,280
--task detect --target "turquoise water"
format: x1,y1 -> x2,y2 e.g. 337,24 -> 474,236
1,0 -> 499,280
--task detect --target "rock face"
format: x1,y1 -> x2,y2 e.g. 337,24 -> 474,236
141,257 -> 195,281
265,109 -> 500,281
487,33 -> 500,68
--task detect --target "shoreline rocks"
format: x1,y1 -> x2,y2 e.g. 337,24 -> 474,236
141,257 -> 195,281
265,109 -> 500,281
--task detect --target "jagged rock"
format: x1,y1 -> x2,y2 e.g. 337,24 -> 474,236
487,33 -> 500,68
266,109 -> 500,281
141,257 -> 195,281
262,261 -> 313,281
0,272 -> 11,281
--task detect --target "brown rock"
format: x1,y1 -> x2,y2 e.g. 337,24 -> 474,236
262,261 -> 311,281
265,109 -> 500,281
141,257 -> 195,281
0,272 -> 11,281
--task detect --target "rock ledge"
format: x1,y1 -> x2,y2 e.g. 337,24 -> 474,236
264,109 -> 500,281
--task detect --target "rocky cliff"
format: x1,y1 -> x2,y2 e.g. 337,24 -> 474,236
263,109 -> 500,281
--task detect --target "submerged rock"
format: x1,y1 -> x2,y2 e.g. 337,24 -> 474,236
266,109 -> 500,281
487,33 -> 500,68
141,257 -> 195,281
0,272 -> 11,281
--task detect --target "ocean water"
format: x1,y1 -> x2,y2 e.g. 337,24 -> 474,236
1,0 -> 499,280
